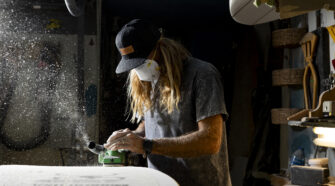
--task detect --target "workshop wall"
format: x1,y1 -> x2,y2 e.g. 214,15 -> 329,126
277,9 -> 335,184
284,15 -> 317,171
309,8 -> 335,178
271,8 -> 335,184
230,9 -> 335,185
0,1 -> 99,165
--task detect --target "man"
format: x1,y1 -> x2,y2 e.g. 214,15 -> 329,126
104,19 -> 231,186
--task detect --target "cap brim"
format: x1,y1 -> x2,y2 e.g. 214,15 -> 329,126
115,57 -> 146,74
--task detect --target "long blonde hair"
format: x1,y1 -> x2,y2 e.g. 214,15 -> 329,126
127,37 -> 190,123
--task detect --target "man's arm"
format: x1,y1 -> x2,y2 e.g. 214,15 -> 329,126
104,114 -> 223,158
152,114 -> 223,157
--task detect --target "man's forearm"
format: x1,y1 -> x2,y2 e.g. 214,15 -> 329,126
151,115 -> 223,158
105,115 -> 223,157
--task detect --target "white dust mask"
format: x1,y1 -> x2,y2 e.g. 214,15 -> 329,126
134,59 -> 160,85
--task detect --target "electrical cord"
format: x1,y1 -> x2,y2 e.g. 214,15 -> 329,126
0,42 -> 61,151
0,80 -> 52,151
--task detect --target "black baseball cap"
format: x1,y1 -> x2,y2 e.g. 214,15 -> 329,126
115,19 -> 161,74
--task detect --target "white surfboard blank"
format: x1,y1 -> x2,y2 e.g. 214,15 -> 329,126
230,0 -> 280,25
0,165 -> 179,186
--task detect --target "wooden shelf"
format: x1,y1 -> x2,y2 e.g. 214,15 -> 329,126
288,120 -> 335,128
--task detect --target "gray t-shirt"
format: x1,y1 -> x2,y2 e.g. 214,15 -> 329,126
144,57 -> 231,186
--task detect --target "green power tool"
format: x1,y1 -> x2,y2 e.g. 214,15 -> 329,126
88,141 -> 128,166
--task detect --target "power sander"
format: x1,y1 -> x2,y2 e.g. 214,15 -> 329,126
88,141 -> 140,166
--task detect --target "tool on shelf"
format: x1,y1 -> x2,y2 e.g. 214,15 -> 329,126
301,33 -> 319,110
288,27 -> 335,124
288,32 -> 319,121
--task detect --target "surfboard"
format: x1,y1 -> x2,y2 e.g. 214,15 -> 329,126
0,165 -> 179,186
229,0 -> 280,25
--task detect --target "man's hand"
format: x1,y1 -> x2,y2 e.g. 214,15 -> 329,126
103,128 -> 145,154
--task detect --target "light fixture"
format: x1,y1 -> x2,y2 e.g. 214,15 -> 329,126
313,127 -> 335,148
32,5 -> 41,9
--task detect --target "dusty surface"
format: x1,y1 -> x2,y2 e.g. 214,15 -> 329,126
0,165 -> 178,186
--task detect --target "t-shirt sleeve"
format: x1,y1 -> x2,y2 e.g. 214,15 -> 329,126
194,68 -> 228,122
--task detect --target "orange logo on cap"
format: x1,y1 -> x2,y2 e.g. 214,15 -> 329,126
119,45 -> 135,55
